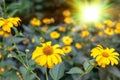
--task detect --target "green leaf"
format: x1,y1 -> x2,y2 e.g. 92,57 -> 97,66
67,67 -> 84,74
5,71 -> 19,80
20,66 -> 35,80
49,62 -> 65,80
108,67 -> 120,78
46,26 -> 58,34
83,60 -> 90,71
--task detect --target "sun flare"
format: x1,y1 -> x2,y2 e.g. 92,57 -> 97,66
82,6 -> 100,22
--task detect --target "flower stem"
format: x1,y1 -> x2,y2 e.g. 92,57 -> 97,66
11,34 -> 41,80
45,68 -> 49,80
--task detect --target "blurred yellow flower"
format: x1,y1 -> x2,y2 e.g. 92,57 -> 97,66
32,38 -> 35,43
62,46 -> 72,53
0,30 -> 11,37
115,28 -> 120,34
50,31 -> 60,39
94,23 -> 104,29
4,32 -> 11,37
62,10 -> 71,17
75,43 -> 82,49
30,18 -> 41,26
58,26 -> 66,32
91,45 -> 119,68
41,26 -> 48,32
103,20 -> 115,27
0,68 -> 5,73
0,17 -> 21,32
62,36 -> 73,45
115,22 -> 120,34
80,30 -> 90,37
0,52 -> 2,59
72,28 -> 77,32
7,46 -> 13,51
64,17 -> 73,24
104,27 -> 114,36
98,31 -> 103,37
32,41 -> 64,68
42,18 -> 51,24
0,30 -> 4,35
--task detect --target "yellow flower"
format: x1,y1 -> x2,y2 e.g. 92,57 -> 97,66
30,18 -> 41,26
58,26 -> 66,32
0,68 -> 5,73
103,20 -> 115,27
94,23 -> 104,29
0,17 -> 21,32
62,46 -> 72,53
64,17 -> 73,24
115,28 -> 120,34
7,17 -> 21,27
62,10 -> 71,17
115,23 -> 120,34
4,32 -> 11,37
0,30 -> 4,35
50,31 -> 60,39
75,43 -> 82,49
42,18 -> 51,24
104,27 -> 114,36
72,28 -> 77,33
62,36 -> 73,45
91,45 -> 119,68
32,41 -> 64,68
80,30 -> 90,37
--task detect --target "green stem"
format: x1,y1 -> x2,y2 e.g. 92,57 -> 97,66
77,66 -> 94,80
11,34 -> 41,80
3,0 -> 6,17
45,68 -> 49,80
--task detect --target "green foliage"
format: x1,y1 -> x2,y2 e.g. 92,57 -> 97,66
0,0 -> 120,80
49,62 -> 65,80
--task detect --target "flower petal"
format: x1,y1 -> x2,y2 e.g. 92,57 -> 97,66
32,47 -> 43,60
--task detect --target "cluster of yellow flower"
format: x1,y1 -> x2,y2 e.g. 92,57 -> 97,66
30,17 -> 54,27
63,10 -> 74,24
0,17 -> 21,37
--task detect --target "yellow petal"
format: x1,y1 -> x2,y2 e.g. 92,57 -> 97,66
46,41 -> 51,46
53,44 -> 60,49
51,55 -> 59,64
32,47 -> 43,60
96,55 -> 102,61
54,54 -> 62,63
35,55 -> 47,66
47,55 -> 54,68
54,49 -> 64,55
42,41 -> 51,47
